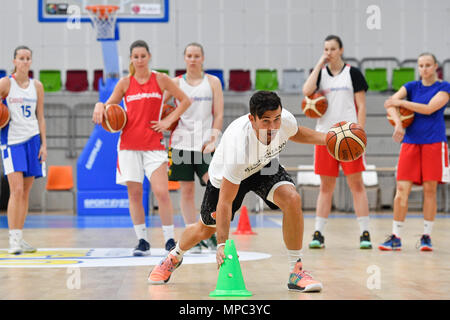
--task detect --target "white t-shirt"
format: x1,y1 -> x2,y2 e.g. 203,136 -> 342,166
171,74 -> 214,151
208,108 -> 298,188
1,76 -> 39,146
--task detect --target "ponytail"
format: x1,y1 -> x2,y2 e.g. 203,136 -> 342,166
129,62 -> 135,77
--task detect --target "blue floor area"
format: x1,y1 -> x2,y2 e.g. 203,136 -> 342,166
0,213 -> 449,229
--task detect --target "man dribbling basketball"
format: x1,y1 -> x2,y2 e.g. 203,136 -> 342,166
302,35 -> 372,250
148,91 -> 326,292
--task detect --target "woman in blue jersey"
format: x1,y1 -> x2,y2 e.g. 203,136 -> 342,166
380,53 -> 450,252
0,46 -> 47,254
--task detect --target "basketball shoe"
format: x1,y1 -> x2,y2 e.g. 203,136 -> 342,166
309,231 -> 325,249
378,234 -> 402,251
148,253 -> 183,284
287,259 -> 323,292
418,234 -> 433,251
133,239 -> 151,256
189,242 -> 203,254
8,237 -> 22,255
359,231 -> 373,249
165,238 -> 176,253
201,234 -> 218,251
21,239 -> 37,253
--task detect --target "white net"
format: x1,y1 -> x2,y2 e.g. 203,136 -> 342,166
86,5 -> 119,40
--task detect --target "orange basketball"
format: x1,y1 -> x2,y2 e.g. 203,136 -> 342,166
102,104 -> 127,133
161,104 -> 179,131
387,106 -> 414,128
326,121 -> 367,162
0,102 -> 10,129
301,92 -> 328,118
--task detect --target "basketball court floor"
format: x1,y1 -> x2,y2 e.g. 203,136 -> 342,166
1,210 -> 449,300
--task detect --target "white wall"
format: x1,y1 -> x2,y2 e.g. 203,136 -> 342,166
0,0 -> 449,83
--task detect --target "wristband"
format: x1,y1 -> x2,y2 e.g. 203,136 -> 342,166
217,243 -> 226,249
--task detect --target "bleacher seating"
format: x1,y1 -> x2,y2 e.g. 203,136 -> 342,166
228,69 -> 251,91
255,69 -> 278,91
66,70 -> 88,92
365,68 -> 388,92
175,69 -> 186,77
40,69 -> 62,92
93,69 -> 103,91
281,69 -> 305,93
205,69 -> 225,89
392,67 -> 415,91
155,69 -> 169,75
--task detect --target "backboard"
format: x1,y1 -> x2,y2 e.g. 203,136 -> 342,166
38,0 -> 169,23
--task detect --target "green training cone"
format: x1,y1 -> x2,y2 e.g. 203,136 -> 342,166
209,239 -> 252,297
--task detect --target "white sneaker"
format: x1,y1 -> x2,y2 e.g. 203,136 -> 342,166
8,237 -> 23,255
21,239 -> 37,253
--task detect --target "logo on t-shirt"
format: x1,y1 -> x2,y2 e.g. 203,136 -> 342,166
126,92 -> 162,103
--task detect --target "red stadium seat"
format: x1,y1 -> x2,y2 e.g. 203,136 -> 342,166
93,69 -> 103,91
175,69 -> 186,77
228,69 -> 251,91
66,70 -> 88,92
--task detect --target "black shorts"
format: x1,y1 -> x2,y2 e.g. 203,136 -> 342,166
200,161 -> 295,226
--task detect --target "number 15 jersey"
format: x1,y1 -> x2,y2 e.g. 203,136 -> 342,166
1,76 -> 39,146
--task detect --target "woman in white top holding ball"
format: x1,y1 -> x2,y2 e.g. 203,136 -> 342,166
302,35 -> 371,250
0,45 -> 47,254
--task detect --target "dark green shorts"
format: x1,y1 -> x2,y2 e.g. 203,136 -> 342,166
168,148 -> 213,186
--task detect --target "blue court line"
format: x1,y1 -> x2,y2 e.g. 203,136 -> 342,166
0,213 -> 448,229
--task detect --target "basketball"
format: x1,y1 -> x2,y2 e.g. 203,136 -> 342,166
101,104 -> 127,133
0,102 -> 10,129
161,104 -> 179,131
326,121 -> 367,162
301,92 -> 328,118
387,106 -> 414,128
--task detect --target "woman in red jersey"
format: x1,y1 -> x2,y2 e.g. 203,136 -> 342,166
92,40 -> 191,256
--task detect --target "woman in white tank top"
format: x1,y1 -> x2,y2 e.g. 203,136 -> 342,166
165,43 -> 223,252
303,35 -> 372,250
0,46 -> 47,254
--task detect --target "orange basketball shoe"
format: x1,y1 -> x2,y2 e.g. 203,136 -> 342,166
148,254 -> 183,284
287,259 -> 323,292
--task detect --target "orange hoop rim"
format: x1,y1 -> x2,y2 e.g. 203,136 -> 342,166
86,5 -> 119,19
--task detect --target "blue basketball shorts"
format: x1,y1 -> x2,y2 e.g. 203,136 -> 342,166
1,134 -> 46,178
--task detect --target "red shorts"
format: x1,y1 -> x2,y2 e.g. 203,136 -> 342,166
314,145 -> 366,177
396,142 -> 450,185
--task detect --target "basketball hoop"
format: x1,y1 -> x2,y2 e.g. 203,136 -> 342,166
86,5 -> 119,41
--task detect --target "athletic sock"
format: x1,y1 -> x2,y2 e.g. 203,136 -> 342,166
288,249 -> 303,272
9,229 -> 23,241
170,241 -> 186,260
392,220 -> 404,238
423,220 -> 434,236
133,224 -> 148,241
162,224 -> 175,242
357,216 -> 370,234
314,217 -> 328,234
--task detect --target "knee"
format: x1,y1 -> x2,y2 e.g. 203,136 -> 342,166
394,185 -> 409,205
181,184 -> 195,199
349,181 -> 366,194
10,185 -> 24,199
128,188 -> 143,203
319,180 -> 336,194
153,187 -> 171,203
423,184 -> 437,198
279,191 -> 302,212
